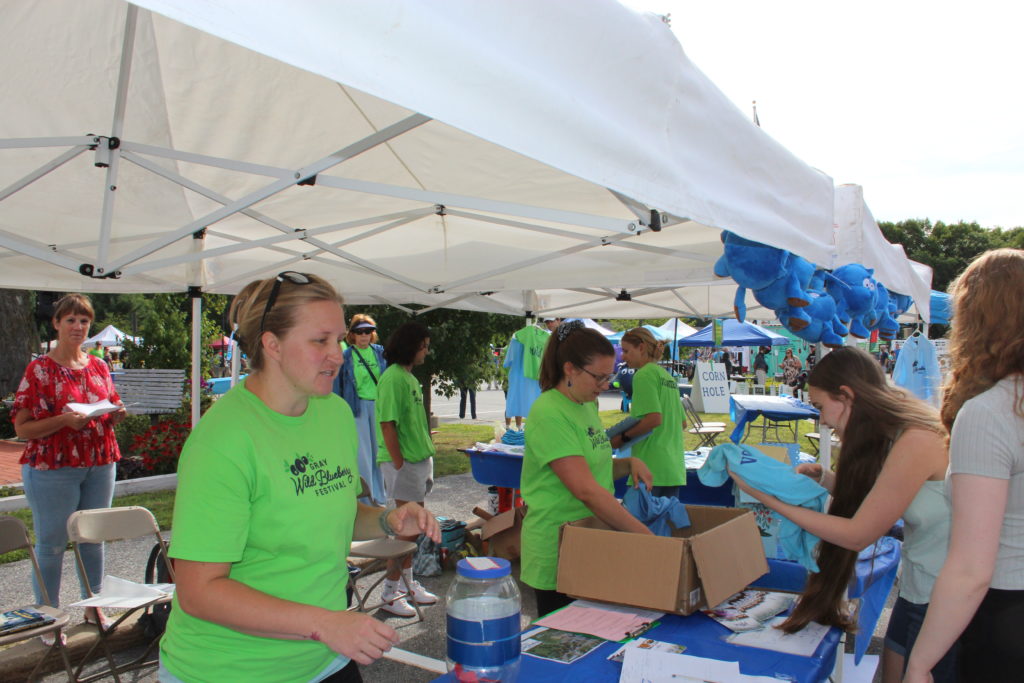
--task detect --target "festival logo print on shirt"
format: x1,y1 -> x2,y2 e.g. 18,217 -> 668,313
286,453 -> 355,497
586,425 -> 610,450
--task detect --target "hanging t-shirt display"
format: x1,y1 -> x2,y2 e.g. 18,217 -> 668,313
892,334 -> 942,407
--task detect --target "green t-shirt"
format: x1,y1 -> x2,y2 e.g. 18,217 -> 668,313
375,364 -> 435,464
160,380 -> 359,683
350,346 -> 380,401
520,389 -> 614,590
630,362 -> 686,486
513,326 -> 550,380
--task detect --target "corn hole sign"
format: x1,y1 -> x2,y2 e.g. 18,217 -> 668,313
691,361 -> 730,413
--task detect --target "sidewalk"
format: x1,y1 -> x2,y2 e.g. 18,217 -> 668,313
0,439 -> 24,487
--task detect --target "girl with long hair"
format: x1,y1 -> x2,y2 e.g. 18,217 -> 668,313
520,321 -> 654,617
907,248 -> 1024,683
731,346 -> 955,682
612,327 -> 686,497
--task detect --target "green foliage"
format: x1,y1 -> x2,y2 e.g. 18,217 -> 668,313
115,414 -> 152,455
0,404 -> 14,439
118,293 -> 228,375
131,420 -> 190,475
879,219 -> 1024,292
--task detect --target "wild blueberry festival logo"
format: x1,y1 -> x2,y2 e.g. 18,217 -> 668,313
586,426 -> 609,449
286,454 -> 354,497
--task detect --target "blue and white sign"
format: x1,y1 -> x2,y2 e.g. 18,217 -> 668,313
690,361 -> 730,413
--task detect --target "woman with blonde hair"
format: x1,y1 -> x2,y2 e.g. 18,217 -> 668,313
611,327 -> 686,497
160,272 -> 439,683
731,346 -> 954,681
907,248 -> 1024,683
334,312 -> 387,505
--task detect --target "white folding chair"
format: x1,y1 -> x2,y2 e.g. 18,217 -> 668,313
67,506 -> 173,683
0,516 -> 76,682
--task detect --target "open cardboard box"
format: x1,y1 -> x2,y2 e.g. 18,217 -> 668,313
556,505 -> 768,615
479,506 -> 527,561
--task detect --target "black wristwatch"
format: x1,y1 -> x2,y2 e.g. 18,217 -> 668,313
620,432 -> 631,443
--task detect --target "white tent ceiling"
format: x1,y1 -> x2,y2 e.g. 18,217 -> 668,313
0,0 -> 836,312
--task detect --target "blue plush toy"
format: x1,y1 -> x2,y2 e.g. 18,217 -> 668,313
871,283 -> 900,340
714,231 -> 813,326
826,264 -> 879,339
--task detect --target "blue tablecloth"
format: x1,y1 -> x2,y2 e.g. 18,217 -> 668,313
432,561 -> 843,683
729,395 -> 819,443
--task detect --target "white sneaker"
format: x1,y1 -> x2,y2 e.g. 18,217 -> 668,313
379,581 -> 417,617
402,572 -> 438,605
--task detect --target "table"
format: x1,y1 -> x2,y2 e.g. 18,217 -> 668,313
729,395 -> 818,444
432,563 -> 844,683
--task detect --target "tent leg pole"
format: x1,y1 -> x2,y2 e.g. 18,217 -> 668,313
192,296 -> 202,428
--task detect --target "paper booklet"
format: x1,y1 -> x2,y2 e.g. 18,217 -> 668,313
726,616 -> 830,657
63,399 -> 121,418
703,589 -> 795,632
1,607 -> 56,635
534,599 -> 663,642
607,637 -> 686,663
521,626 -> 605,664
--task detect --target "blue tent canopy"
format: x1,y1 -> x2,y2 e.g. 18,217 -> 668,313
929,291 -> 952,325
675,319 -> 790,347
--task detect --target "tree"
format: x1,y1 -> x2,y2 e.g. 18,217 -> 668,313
878,219 -> 1024,292
120,293 -> 228,376
0,290 -> 38,396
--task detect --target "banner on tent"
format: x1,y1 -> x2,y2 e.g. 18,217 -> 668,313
690,361 -> 730,413
713,319 -> 724,347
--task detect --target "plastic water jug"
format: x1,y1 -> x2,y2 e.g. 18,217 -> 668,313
445,556 -> 521,682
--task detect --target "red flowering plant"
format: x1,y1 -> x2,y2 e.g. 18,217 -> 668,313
131,420 -> 191,476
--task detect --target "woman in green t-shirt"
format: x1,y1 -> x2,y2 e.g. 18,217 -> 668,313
160,273 -> 440,683
611,327 -> 686,498
520,320 -> 654,618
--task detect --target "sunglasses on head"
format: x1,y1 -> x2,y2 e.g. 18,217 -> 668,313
259,271 -> 311,336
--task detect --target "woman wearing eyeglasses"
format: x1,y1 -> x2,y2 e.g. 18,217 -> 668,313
611,327 -> 686,498
160,272 -> 439,683
334,314 -> 387,506
520,321 -> 654,617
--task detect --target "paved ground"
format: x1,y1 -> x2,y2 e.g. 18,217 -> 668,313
1,389 -> 891,681
0,438 -> 24,486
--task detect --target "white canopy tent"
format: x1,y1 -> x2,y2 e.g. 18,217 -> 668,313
833,184 -> 933,322
82,324 -> 139,349
1,0 -> 838,422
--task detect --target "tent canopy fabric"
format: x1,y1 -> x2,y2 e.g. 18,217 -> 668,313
676,320 -> 789,348
834,184 -> 932,321
928,291 -> 952,325
82,324 -> 137,348
1,0 -> 835,315
562,318 -> 615,336
655,318 -> 698,339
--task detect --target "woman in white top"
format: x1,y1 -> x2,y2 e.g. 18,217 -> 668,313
731,346 -> 953,682
907,248 -> 1024,683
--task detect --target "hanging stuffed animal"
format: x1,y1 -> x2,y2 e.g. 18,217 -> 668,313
826,263 -> 878,339
713,231 -> 814,325
871,283 -> 900,340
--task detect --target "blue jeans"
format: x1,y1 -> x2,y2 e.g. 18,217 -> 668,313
21,463 -> 116,606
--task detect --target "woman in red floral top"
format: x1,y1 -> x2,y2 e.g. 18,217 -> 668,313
12,293 -> 125,634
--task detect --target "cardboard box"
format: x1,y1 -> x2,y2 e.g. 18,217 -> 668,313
556,505 -> 768,615
480,506 -> 526,561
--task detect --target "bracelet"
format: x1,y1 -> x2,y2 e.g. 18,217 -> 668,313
378,506 -> 397,537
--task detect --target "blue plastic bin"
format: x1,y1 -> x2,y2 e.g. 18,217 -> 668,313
465,450 -> 523,489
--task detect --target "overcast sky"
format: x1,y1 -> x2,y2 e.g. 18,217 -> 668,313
622,0 -> 1022,229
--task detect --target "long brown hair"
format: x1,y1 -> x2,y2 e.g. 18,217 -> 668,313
780,346 -> 943,633
941,248 -> 1024,432
538,321 -> 614,391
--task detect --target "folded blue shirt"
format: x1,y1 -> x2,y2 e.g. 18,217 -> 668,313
698,443 -> 828,571
623,483 -> 691,537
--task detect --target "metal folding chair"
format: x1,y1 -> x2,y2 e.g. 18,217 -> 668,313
346,479 -> 423,623
66,506 -> 173,683
0,516 -> 76,682
682,397 -> 726,448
